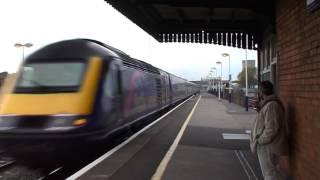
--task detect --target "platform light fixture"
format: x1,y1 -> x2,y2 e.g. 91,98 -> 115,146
14,43 -> 33,61
216,61 -> 222,101
222,53 -> 232,103
210,67 -> 217,95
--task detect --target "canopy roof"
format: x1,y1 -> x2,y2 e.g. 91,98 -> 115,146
105,0 -> 275,49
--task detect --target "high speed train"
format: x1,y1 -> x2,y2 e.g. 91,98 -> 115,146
0,39 -> 199,147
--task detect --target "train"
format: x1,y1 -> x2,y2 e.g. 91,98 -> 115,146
0,39 -> 199,149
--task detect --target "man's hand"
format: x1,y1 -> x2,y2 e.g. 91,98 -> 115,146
250,97 -> 260,111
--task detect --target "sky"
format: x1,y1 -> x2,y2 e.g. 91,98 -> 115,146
0,0 -> 257,81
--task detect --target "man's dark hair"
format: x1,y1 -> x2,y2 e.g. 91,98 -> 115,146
260,81 -> 274,95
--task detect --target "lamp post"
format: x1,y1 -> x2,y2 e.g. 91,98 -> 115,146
222,53 -> 232,103
216,61 -> 222,101
208,71 -> 212,92
211,67 -> 217,95
245,36 -> 249,112
209,67 -> 216,93
14,43 -> 33,61
207,71 -> 213,92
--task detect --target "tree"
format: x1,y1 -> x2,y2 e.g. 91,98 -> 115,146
237,67 -> 257,88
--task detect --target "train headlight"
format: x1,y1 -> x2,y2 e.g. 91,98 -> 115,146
44,117 -> 87,131
72,119 -> 87,126
0,116 -> 17,130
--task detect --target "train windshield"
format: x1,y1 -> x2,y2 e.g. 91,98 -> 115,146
15,61 -> 86,93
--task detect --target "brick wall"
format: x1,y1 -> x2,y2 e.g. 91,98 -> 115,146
276,0 -> 320,179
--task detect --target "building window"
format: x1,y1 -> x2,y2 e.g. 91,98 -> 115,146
272,36 -> 277,60
260,51 -> 264,71
262,72 -> 270,81
266,40 -> 271,68
264,46 -> 268,70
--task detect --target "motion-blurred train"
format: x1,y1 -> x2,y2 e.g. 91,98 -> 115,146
0,39 -> 199,147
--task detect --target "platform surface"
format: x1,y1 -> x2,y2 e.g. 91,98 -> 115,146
75,93 -> 262,180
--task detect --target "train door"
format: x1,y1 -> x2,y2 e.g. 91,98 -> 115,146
156,77 -> 162,109
163,75 -> 167,106
161,76 -> 166,106
161,72 -> 168,107
101,62 -> 122,125
168,75 -> 173,104
164,73 -> 170,106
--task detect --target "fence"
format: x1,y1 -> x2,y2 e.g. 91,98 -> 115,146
220,88 -> 258,108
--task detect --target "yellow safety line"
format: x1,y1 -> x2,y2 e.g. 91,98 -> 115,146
151,95 -> 202,180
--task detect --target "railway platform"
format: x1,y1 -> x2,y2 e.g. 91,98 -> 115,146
69,93 -> 263,180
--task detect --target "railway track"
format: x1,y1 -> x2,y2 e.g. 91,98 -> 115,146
0,105 -> 174,179
0,151 -> 15,171
0,132 -> 135,179
0,160 -> 15,169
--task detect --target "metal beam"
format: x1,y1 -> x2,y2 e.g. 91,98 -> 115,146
136,0 -> 271,9
106,0 -> 162,35
176,7 -> 185,24
105,0 -> 271,47
160,19 -> 260,33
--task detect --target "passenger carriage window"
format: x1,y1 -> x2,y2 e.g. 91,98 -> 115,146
111,64 -> 120,96
103,63 -> 120,98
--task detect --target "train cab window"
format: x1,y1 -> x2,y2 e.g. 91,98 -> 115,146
103,63 -> 120,97
15,61 -> 86,93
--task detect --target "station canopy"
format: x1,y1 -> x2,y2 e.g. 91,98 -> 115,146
105,0 -> 274,50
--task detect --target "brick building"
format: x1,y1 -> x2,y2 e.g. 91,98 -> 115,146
276,0 -> 320,179
258,0 -> 320,178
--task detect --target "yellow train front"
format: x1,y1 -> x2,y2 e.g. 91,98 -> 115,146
0,40 -> 115,150
0,39 -> 199,152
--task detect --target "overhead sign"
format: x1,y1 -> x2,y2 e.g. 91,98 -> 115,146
307,0 -> 320,12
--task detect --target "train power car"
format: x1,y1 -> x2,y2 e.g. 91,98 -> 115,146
0,39 -> 199,148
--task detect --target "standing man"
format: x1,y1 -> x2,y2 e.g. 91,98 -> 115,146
250,81 -> 290,180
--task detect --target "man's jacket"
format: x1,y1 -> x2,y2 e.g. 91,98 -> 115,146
250,95 -> 289,155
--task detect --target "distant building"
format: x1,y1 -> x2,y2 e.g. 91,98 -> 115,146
0,72 -> 8,86
242,60 -> 255,69
0,73 -> 17,103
